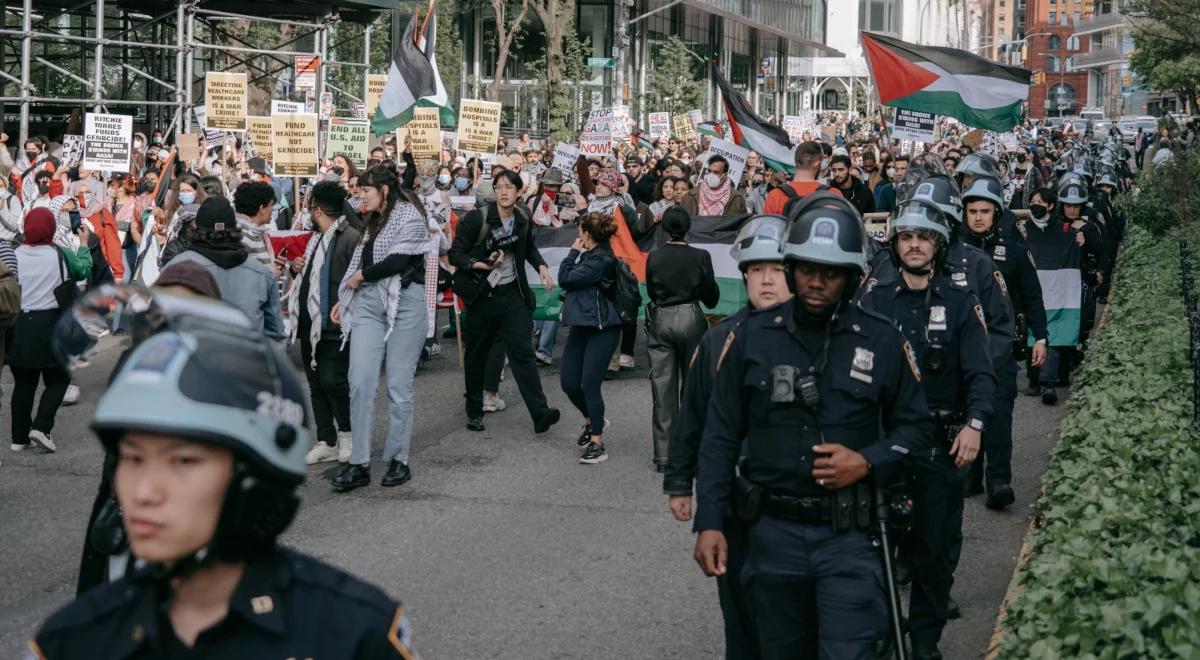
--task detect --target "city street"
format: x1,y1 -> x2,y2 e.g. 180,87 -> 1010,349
0,316 -> 1067,659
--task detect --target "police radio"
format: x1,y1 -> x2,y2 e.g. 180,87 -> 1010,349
769,365 -> 821,407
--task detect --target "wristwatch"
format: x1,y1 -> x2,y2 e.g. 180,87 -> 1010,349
968,418 -> 985,432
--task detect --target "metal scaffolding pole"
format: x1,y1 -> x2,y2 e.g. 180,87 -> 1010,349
184,3 -> 194,133
18,0 -> 30,145
175,1 -> 186,135
93,0 -> 104,111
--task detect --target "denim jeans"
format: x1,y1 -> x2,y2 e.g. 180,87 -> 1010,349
347,282 -> 427,467
1040,347 -> 1063,386
537,320 -> 559,356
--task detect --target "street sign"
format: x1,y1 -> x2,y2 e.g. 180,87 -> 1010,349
587,57 -> 617,69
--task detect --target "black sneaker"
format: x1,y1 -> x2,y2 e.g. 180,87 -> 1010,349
381,460 -> 412,487
964,480 -> 985,497
946,595 -> 962,620
467,416 -> 485,432
576,418 -> 610,447
1041,386 -> 1058,405
332,463 -> 370,493
986,483 -> 1016,510
534,407 -> 561,434
1022,383 -> 1042,397
579,442 -> 608,464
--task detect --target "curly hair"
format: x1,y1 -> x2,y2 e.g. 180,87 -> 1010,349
580,211 -> 618,243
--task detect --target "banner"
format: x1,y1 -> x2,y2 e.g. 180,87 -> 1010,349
247,116 -> 273,163
550,142 -> 580,182
326,118 -> 370,168
672,113 -> 697,141
648,112 -> 670,139
407,108 -> 441,158
890,108 -> 937,143
365,74 -> 388,118
272,100 -> 303,115
455,99 -> 502,154
271,113 -> 320,177
704,138 -> 750,185
579,135 -> 611,158
294,55 -> 320,92
83,112 -> 133,173
61,135 -> 84,168
204,72 -> 247,131
319,91 -> 334,121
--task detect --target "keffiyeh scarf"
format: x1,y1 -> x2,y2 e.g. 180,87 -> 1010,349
698,179 -> 733,216
339,201 -> 430,345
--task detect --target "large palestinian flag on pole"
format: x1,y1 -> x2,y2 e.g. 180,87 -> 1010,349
861,32 -> 1031,132
371,3 -> 456,134
713,67 -> 795,175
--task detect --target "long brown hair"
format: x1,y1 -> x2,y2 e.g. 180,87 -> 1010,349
358,166 -> 425,238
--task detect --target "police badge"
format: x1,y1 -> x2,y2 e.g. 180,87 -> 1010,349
850,347 -> 875,384
993,245 -> 1007,261
929,305 -> 948,331
951,271 -> 968,287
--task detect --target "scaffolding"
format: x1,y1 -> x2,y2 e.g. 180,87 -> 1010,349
0,0 -> 395,147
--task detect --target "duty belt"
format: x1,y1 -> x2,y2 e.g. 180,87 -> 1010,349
930,409 -> 965,458
761,492 -> 833,525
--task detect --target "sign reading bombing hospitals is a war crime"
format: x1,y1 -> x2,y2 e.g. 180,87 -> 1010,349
456,100 -> 502,154
205,72 -> 247,131
83,112 -> 133,173
271,113 -> 319,177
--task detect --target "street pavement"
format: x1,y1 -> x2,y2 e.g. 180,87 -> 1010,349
0,314 -> 1067,659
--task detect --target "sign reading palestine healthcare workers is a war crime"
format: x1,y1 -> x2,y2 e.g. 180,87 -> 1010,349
247,117 -> 273,163
326,118 -> 370,168
205,72 -> 247,131
456,99 -> 502,154
83,112 -> 133,173
271,113 -> 319,176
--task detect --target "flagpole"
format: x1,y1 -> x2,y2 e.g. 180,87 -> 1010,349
417,0 -> 437,45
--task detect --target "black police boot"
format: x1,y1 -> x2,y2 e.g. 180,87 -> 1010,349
986,483 -> 1016,510
964,480 -> 985,497
381,460 -> 412,487
534,407 -> 561,434
332,464 -> 370,493
467,416 -> 485,432
1041,386 -> 1059,405
946,595 -> 962,620
912,644 -> 943,660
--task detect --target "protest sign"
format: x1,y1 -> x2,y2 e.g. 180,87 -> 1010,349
83,112 -> 133,173
890,109 -> 937,143
961,128 -> 984,150
407,108 -> 441,158
449,195 -> 477,210
648,112 -> 670,139
202,129 -> 226,151
610,105 -> 630,145
204,72 -> 247,131
672,113 -> 697,141
294,55 -> 320,92
351,102 -> 367,120
687,109 -> 703,127
319,92 -> 334,121
782,114 -> 815,145
247,116 -> 273,162
456,99 -> 502,154
176,133 -> 201,164
61,135 -> 84,168
272,100 -> 303,115
365,74 -> 388,117
580,108 -> 614,157
550,142 -> 580,182
192,106 -> 206,132
704,138 -> 750,184
271,113 -> 320,176
326,118 -> 370,167
441,131 -> 457,151
304,90 -> 316,114
863,217 -> 889,242
579,135 -> 611,158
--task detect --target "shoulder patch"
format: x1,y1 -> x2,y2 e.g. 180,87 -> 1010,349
992,270 -> 1009,298
715,329 -> 738,372
902,340 -> 922,382
973,303 -> 987,330
387,605 -> 417,659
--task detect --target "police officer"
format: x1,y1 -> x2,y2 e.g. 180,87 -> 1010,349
694,193 -> 932,660
31,311 -> 417,658
860,200 -> 996,660
960,176 -> 1048,509
664,214 -> 794,660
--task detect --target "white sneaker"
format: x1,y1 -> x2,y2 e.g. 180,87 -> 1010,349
483,393 -> 507,413
619,354 -> 635,369
10,443 -> 27,452
304,442 -> 339,465
29,430 -> 56,453
62,384 -> 80,406
337,432 -> 353,463
427,342 -> 442,357
535,350 -> 553,366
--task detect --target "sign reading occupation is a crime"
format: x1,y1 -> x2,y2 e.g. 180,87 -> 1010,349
326,118 -> 370,168
247,116 -> 273,163
271,113 -> 319,177
456,99 -> 502,154
83,112 -> 133,173
204,72 -> 247,131
704,137 -> 750,185
365,74 -> 388,117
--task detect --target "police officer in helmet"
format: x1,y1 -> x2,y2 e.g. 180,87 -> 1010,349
960,175 -> 1048,509
859,200 -> 997,659
31,313 -> 417,658
665,213 -> 794,659
694,192 -> 932,659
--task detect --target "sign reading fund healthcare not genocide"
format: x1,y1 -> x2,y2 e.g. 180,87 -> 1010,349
456,99 -> 502,154
83,112 -> 133,173
326,118 -> 370,168
204,72 -> 247,131
247,116 -> 273,163
271,113 -> 319,177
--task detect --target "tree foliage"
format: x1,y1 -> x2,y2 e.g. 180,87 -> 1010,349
529,0 -> 575,137
527,21 -> 590,140
644,36 -> 705,117
1126,0 -> 1200,112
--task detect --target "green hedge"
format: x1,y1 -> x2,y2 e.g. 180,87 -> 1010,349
995,219 -> 1200,654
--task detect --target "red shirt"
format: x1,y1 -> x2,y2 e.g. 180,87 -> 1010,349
763,181 -> 841,215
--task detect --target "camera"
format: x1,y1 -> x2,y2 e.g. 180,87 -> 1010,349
925,344 -> 945,373
487,227 -> 519,255
769,365 -> 821,407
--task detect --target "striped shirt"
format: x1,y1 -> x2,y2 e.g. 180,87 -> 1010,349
236,214 -> 274,270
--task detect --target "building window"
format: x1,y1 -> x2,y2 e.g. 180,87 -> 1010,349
1073,11 -> 1080,24
1067,35 -> 1079,50
858,0 -> 900,34
1049,11 -> 1056,23
1048,35 -> 1061,50
1048,82 -> 1077,107
1047,55 -> 1059,72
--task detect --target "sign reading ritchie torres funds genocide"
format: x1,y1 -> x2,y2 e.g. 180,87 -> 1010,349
83,112 -> 133,173
271,113 -> 319,176
205,72 -> 247,132
456,100 -> 502,154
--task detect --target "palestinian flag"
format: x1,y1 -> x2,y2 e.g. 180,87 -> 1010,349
633,134 -> 654,150
371,5 -> 456,134
861,32 -> 1031,132
697,121 -> 724,139
523,212 -> 751,320
713,67 -> 795,174
1024,222 -> 1082,347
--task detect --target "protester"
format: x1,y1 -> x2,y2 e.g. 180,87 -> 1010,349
0,174 -> 23,241
763,141 -> 838,214
828,154 -> 875,214
232,180 -> 277,270
680,155 -> 746,216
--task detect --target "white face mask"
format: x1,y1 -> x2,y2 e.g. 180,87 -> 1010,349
0,189 -> 8,200
704,173 -> 723,189
886,167 -> 896,179
820,158 -> 830,171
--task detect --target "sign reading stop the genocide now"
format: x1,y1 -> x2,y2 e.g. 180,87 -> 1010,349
456,100 -> 502,154
247,116 -> 273,163
365,74 -> 388,117
83,112 -> 133,173
326,118 -> 370,168
204,72 -> 247,131
271,113 -> 319,177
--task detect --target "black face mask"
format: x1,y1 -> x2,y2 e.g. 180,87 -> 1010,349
1029,203 -> 1048,220
25,150 -> 39,162
1016,153 -> 1027,163
37,182 -> 50,195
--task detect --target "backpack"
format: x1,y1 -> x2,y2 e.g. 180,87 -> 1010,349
609,257 -> 642,324
778,182 -> 830,218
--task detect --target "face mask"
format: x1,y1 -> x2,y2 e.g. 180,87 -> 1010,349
37,182 -> 51,195
437,173 -> 451,186
134,139 -> 144,149
454,177 -> 470,191
0,189 -> 8,200
25,150 -> 39,162
820,158 -> 830,171
886,167 -> 896,179
177,191 -> 195,205
1016,153 -> 1027,163
704,173 -> 723,189
1029,203 -> 1048,219
152,136 -> 163,145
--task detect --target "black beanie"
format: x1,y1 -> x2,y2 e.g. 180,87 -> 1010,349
662,206 -> 691,240
195,197 -> 236,232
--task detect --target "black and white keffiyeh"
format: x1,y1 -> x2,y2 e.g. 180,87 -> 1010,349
338,200 -> 430,344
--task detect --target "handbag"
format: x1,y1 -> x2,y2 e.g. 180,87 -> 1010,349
52,247 -> 79,313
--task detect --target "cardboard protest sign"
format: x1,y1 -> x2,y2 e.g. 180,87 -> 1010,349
204,72 -> 247,131
271,113 -> 320,177
407,108 -> 441,158
247,116 -> 273,163
319,92 -> 334,121
61,135 -> 84,168
704,138 -> 750,185
83,113 -> 133,173
550,142 -> 580,183
294,55 -> 320,92
176,133 -> 201,164
456,99 -> 502,154
890,109 -> 937,143
672,113 -> 697,141
326,118 -> 370,168
440,131 -> 457,152
863,217 -> 889,242
272,100 -> 303,115
961,128 -> 984,150
648,112 -> 670,139
365,74 -> 388,117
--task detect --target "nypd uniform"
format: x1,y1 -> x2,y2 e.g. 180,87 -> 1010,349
696,298 -> 931,659
860,277 -> 996,653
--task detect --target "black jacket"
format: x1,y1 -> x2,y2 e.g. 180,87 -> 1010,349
448,202 -> 547,310
558,244 -> 621,329
299,218 -> 361,340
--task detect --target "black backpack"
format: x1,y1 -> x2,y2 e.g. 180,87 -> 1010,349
778,182 -> 830,219
609,257 -> 642,324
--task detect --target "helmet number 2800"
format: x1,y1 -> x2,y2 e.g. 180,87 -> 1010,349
256,391 -> 305,427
